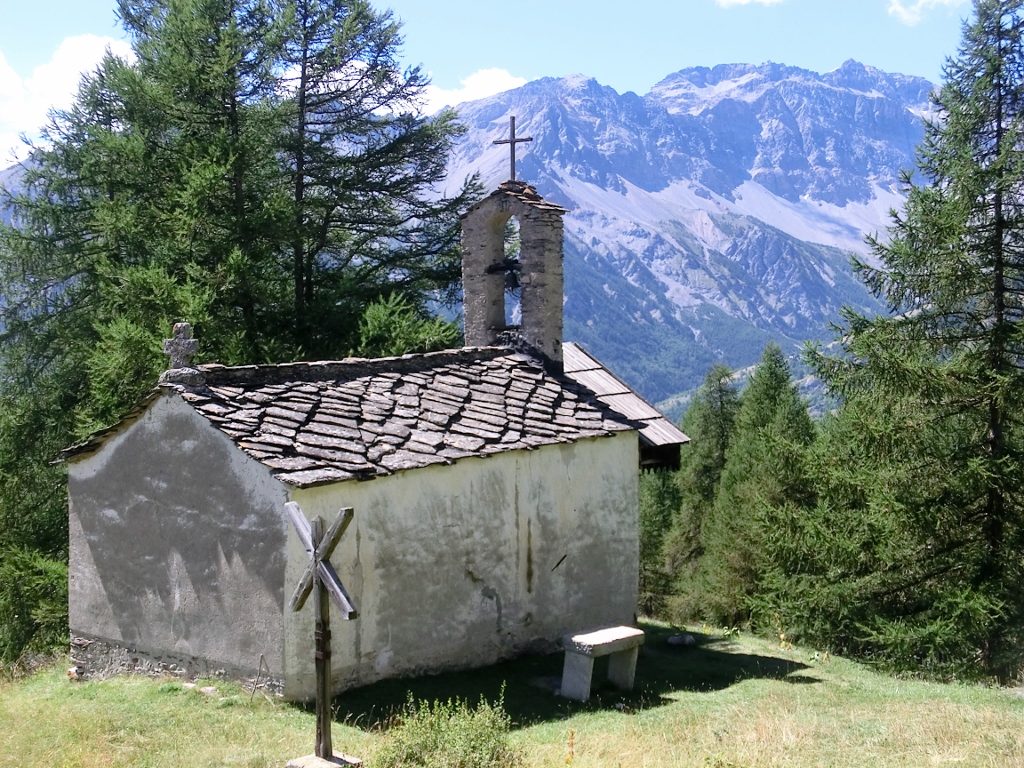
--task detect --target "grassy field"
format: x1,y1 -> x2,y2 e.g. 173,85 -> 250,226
3,622 -> 1024,767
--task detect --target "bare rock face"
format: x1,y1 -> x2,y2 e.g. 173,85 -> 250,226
445,61 -> 933,401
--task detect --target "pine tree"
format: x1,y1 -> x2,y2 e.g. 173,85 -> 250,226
804,0 -> 1024,677
693,342 -> 814,627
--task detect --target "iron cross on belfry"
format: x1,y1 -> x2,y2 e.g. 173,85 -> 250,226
285,501 -> 357,762
493,115 -> 533,182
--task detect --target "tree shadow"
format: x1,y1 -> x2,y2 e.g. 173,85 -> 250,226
326,622 -> 815,731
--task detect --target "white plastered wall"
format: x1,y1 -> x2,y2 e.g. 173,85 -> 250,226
283,430 -> 639,700
68,393 -> 290,677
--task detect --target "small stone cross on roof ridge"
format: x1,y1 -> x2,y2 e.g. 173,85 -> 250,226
493,115 -> 532,182
163,323 -> 198,370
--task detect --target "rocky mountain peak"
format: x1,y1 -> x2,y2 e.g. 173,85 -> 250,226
444,61 -> 935,402
823,59 -> 935,108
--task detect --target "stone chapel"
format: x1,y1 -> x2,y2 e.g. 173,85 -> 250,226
64,170 -> 688,700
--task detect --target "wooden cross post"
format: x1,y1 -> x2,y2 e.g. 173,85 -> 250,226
493,115 -> 533,182
285,502 -> 357,761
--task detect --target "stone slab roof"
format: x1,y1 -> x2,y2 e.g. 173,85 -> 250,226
459,180 -> 569,218
65,347 -> 646,488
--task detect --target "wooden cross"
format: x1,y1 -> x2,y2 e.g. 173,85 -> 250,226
493,115 -> 533,182
285,502 -> 357,761
163,322 -> 198,370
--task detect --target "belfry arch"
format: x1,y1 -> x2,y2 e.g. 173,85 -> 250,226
460,180 -> 568,368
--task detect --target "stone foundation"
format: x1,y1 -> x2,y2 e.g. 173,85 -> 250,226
69,634 -> 283,695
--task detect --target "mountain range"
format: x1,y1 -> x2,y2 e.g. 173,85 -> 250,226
0,60 -> 936,411
442,60 -> 936,408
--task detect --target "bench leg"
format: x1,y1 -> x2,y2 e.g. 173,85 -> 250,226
607,646 -> 639,691
560,651 -> 594,701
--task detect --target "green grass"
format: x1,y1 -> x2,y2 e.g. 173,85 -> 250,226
3,622 -> 1024,767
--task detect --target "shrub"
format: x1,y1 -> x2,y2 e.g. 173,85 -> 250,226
372,692 -> 523,768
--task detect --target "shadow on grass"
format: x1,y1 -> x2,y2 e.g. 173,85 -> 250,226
327,622 -> 813,731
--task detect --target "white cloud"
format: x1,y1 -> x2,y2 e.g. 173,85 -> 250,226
0,35 -> 134,164
421,68 -> 527,114
715,0 -> 785,7
888,0 -> 968,25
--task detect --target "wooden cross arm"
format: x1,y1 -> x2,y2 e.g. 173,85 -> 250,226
289,507 -> 353,610
284,502 -> 314,552
314,507 -> 353,563
288,557 -> 358,617
319,559 -> 357,619
285,504 -> 356,616
286,503 -> 352,563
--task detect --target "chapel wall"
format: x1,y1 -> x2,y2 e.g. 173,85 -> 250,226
283,431 -> 639,700
67,393 -> 289,679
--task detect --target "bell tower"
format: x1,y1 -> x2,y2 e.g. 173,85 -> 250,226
460,118 -> 568,369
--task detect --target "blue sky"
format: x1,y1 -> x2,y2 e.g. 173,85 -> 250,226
1,0 -> 970,161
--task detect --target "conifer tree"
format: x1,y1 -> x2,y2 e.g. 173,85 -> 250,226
804,0 -> 1024,677
661,364 -> 739,619
638,468 -> 681,616
355,293 -> 460,359
752,395 -> 956,670
274,0 -> 476,354
692,342 -> 814,626
0,0 -> 475,662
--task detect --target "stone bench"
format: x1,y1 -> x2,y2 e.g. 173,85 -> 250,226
559,626 -> 645,701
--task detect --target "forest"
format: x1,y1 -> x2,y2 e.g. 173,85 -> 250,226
0,0 -> 474,664
641,0 -> 1024,682
4,0 -> 1024,683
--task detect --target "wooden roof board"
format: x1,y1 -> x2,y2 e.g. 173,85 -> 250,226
566,368 -> 631,397
639,418 -> 690,446
561,342 -> 689,449
562,343 -> 599,374
600,393 -> 663,420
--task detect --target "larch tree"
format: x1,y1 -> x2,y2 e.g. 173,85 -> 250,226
661,364 -> 739,620
0,0 -> 476,662
638,468 -> 681,616
805,0 -> 1024,677
274,0 -> 478,355
694,342 -> 814,627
